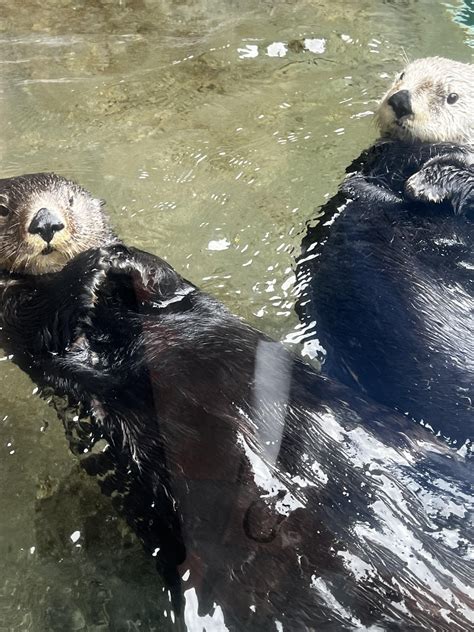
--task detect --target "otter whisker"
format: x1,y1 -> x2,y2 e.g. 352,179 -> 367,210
400,47 -> 410,65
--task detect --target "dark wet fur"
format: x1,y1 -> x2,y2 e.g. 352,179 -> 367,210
296,141 -> 473,445
0,243 -> 472,630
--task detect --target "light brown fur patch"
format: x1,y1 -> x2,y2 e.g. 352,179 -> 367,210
0,173 -> 116,275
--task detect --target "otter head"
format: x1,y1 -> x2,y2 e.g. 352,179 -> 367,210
376,57 -> 474,144
0,173 -> 116,275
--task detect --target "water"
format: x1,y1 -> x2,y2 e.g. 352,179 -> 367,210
0,0 -> 472,629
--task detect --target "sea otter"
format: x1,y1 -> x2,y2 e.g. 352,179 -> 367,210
295,57 -> 473,446
0,173 -> 472,630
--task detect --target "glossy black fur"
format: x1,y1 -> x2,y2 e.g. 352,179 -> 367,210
296,141 -> 473,446
1,244 -> 472,631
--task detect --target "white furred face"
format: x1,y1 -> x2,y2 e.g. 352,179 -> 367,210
376,57 -> 474,144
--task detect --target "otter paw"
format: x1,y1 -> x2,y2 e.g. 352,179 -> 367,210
405,169 -> 445,204
59,248 -> 113,310
40,248 -> 116,352
99,245 -> 157,293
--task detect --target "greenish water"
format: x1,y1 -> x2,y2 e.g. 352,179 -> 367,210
0,1 -> 471,629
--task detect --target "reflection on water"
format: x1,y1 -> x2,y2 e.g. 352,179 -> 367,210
0,0 -> 472,629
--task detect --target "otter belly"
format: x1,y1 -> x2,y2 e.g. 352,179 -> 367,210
0,244 -> 472,630
296,142 -> 473,446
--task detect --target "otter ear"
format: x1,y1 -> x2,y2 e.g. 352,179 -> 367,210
98,198 -> 107,208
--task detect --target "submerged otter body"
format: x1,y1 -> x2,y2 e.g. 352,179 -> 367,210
296,58 -> 474,445
296,141 -> 473,445
0,174 -> 473,630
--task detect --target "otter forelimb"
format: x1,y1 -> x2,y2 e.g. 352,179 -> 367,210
405,151 -> 474,216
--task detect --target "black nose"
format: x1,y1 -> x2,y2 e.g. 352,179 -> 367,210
387,90 -> 413,119
28,208 -> 65,243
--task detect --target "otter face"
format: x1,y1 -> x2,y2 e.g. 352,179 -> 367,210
0,173 -> 115,275
376,57 -> 474,144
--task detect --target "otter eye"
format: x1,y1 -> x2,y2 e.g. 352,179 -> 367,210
69,195 -> 74,206
0,204 -> 10,217
399,72 -> 405,80
447,93 -> 459,104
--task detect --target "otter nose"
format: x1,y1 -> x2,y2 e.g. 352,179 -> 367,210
28,208 -> 65,244
387,90 -> 413,119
